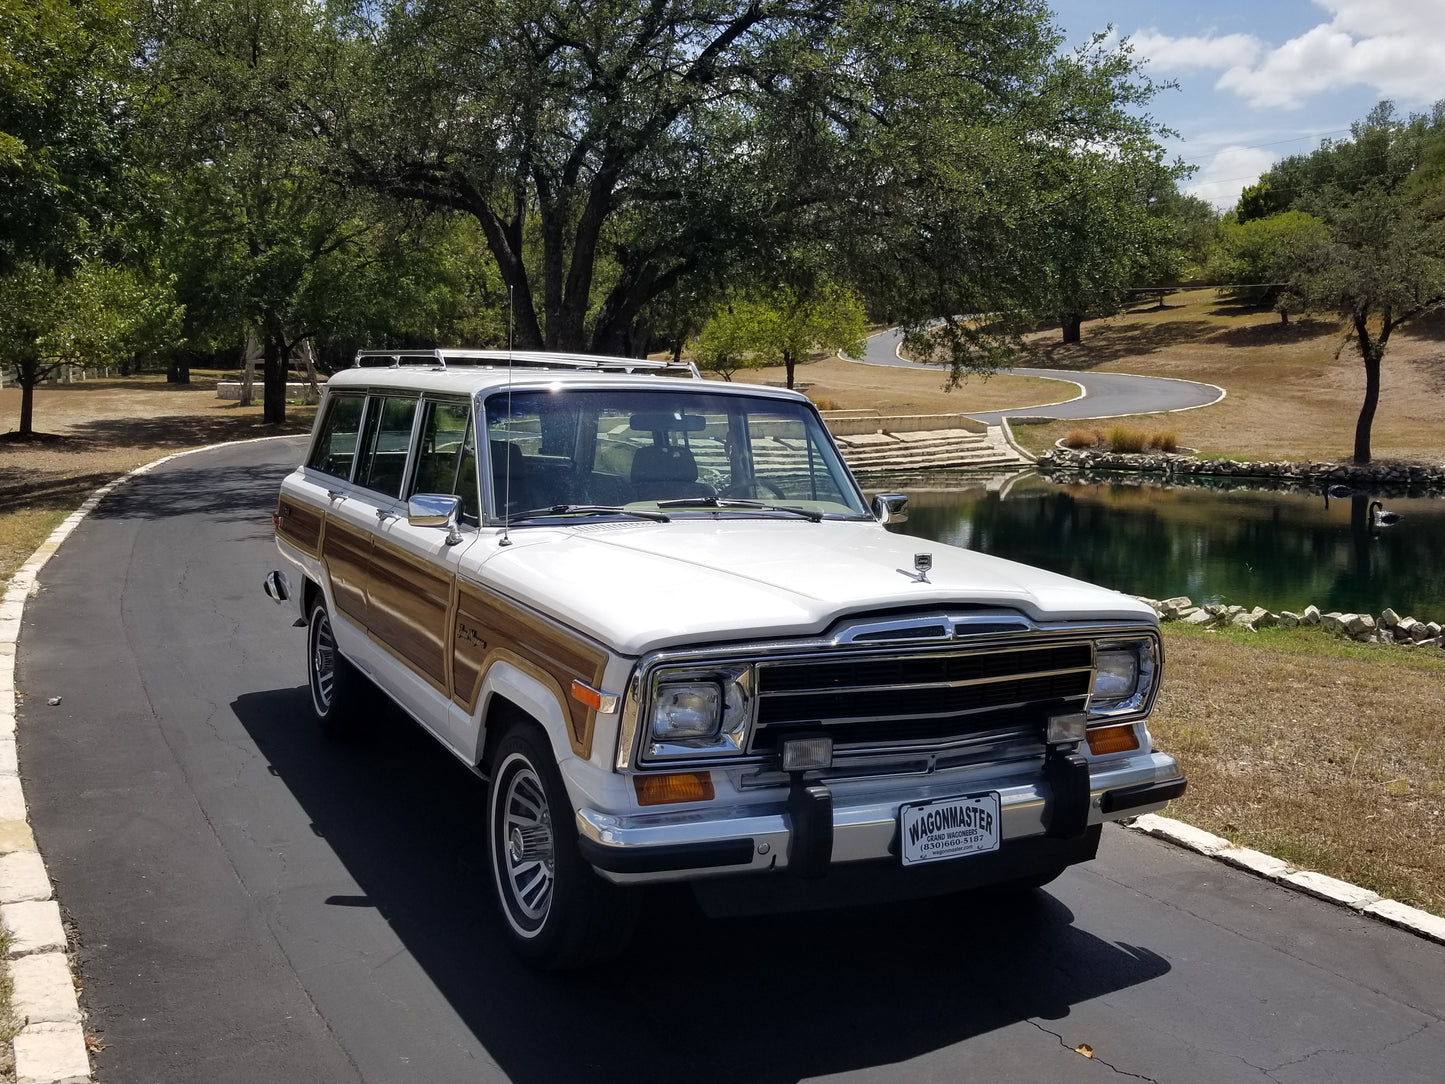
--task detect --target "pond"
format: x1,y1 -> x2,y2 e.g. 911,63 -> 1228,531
882,472 -> 1445,624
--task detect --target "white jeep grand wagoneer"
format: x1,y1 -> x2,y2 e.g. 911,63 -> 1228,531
265,348 -> 1185,968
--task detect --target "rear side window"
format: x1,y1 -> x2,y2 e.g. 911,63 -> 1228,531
308,395 -> 366,480
356,396 -> 419,498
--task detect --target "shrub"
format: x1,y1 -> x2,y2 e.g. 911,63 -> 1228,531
1063,428 -> 1100,449
1106,426 -> 1147,453
1148,430 -> 1179,452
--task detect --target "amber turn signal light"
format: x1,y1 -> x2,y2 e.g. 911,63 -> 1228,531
1086,725 -> 1140,756
634,772 -> 715,806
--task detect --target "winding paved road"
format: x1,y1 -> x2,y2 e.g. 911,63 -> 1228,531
850,328 -> 1225,423
14,439 -> 1445,1083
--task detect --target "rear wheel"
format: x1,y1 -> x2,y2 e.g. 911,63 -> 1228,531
307,601 -> 361,738
487,724 -> 638,969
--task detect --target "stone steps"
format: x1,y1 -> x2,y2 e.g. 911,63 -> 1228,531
831,428 -> 1031,473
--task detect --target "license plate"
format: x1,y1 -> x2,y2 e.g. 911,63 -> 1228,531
900,793 -> 1001,866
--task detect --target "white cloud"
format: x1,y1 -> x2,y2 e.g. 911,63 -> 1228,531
1218,23 -> 1443,108
1184,145 -> 1280,212
1129,31 -> 1262,74
1324,0 -> 1445,38
1130,1 -> 1445,111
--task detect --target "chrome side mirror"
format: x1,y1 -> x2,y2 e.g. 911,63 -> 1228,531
408,493 -> 465,545
872,493 -> 909,524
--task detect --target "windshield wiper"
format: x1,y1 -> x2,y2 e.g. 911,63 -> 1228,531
655,496 -> 823,522
509,504 -> 670,523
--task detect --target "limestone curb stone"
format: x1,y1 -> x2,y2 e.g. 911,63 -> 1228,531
12,1024 -> 90,1084
1283,869 -> 1381,910
0,901 -> 67,956
1130,815 -> 1445,945
10,954 -> 81,1025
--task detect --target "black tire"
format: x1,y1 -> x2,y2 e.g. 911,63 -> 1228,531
487,724 -> 639,969
307,601 -> 362,738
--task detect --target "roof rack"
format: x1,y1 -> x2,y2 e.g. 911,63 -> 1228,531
352,348 -> 700,378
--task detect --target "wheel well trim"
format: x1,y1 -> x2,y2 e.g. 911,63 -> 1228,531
474,659 -> 573,771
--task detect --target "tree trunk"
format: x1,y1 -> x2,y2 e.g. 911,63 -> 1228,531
1352,315 -> 1381,465
1061,314 -> 1083,343
263,334 -> 287,424
240,330 -> 260,408
783,349 -> 797,390
168,357 -> 191,384
18,369 -> 36,436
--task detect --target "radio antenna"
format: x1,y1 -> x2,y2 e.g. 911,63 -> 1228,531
499,285 -> 515,546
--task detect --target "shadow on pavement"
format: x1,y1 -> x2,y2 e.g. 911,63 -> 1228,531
233,687 -> 1172,1084
88,461 -> 292,523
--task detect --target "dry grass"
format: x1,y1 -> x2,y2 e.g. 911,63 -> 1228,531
0,927 -> 16,1084
751,352 -> 1066,416
1001,292 -> 1445,462
1156,623 -> 1445,913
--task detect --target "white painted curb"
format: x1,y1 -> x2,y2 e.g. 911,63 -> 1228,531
1,437 -> 287,1084
1128,814 -> 1445,944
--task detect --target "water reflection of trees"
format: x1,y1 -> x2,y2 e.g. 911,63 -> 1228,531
898,486 -> 1445,620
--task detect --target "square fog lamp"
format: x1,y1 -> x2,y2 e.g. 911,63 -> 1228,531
781,736 -> 833,772
1047,712 -> 1087,745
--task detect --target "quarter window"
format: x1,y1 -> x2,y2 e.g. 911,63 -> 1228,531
356,396 -> 419,498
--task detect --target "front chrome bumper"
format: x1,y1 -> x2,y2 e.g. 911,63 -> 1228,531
577,751 -> 1185,885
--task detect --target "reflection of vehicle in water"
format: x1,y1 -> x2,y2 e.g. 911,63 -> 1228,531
265,348 -> 1185,969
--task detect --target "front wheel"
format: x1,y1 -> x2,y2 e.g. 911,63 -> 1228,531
487,725 -> 638,969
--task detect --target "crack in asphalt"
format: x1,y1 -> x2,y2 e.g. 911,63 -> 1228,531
1023,1017 -> 1161,1081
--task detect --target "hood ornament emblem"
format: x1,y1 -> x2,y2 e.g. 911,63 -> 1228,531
897,552 -> 932,584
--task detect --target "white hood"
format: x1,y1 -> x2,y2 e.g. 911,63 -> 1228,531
472,519 -> 1154,656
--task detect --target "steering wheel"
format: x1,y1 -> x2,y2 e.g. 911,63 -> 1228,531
721,478 -> 787,500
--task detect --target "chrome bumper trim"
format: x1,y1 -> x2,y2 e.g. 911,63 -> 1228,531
577,752 -> 1183,885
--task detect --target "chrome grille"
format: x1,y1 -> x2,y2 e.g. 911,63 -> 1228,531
749,641 -> 1093,755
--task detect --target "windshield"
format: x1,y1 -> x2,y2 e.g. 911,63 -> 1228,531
482,387 -> 868,522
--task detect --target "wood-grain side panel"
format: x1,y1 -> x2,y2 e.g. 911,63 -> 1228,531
320,517 -> 371,626
367,535 -> 452,690
453,582 -> 609,758
274,498 -> 323,556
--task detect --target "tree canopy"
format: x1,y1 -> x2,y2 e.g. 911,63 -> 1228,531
322,1 -> 1180,371
1217,101 -> 1445,463
6,0 -> 1203,431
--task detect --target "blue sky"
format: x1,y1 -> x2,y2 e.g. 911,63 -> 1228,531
1056,0 -> 1445,210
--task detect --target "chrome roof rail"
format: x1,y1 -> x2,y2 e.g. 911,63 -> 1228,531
351,348 -> 700,378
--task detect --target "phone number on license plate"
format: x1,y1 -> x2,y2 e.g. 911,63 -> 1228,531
900,793 -> 1001,866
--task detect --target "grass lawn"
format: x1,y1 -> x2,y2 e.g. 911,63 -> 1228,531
1155,623 -> 1445,914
